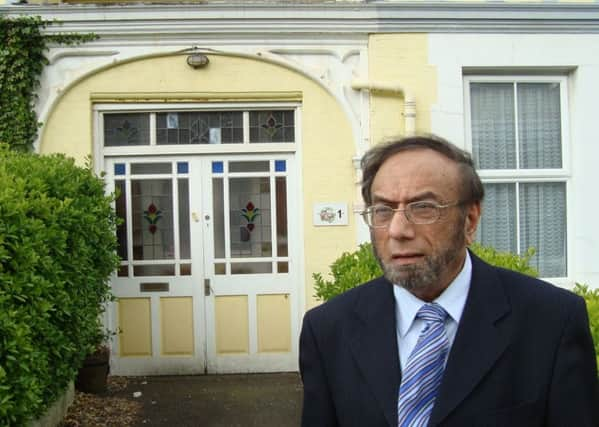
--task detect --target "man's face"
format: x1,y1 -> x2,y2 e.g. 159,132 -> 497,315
369,148 -> 481,301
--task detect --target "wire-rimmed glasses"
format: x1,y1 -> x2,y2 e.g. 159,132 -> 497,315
361,201 -> 461,228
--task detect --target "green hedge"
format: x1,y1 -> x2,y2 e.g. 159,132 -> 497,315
573,284 -> 599,374
313,242 -> 539,302
0,146 -> 119,425
313,242 -> 598,375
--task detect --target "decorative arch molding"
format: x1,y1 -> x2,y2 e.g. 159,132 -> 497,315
37,47 -> 367,156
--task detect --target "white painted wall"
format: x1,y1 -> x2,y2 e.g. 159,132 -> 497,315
429,33 -> 599,289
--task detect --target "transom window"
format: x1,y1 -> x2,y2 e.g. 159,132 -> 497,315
103,109 -> 295,147
465,76 -> 568,278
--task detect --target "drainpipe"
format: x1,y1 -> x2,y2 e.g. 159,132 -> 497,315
350,78 -> 416,135
350,79 -> 416,244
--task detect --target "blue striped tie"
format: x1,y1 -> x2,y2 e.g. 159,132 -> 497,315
397,303 -> 449,427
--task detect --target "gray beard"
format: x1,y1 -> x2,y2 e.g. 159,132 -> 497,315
372,227 -> 465,294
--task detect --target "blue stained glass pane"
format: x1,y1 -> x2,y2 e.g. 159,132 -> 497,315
275,160 -> 286,172
212,161 -> 224,174
177,162 -> 189,174
114,163 -> 126,175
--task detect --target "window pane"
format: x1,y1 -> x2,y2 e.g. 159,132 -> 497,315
156,111 -> 243,144
229,161 -> 269,173
470,83 -> 516,169
178,179 -> 191,259
131,179 -> 174,260
104,113 -> 150,146
115,180 -> 128,260
249,110 -> 295,143
131,163 -> 172,174
477,183 -> 517,253
229,177 -> 272,258
519,182 -> 567,277
212,178 -> 225,258
133,264 -> 175,276
517,83 -> 562,169
231,262 -> 272,274
276,177 -> 288,257
180,264 -> 192,276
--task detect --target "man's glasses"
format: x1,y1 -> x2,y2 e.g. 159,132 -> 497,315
361,201 -> 461,228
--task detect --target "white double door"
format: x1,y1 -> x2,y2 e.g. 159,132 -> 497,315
105,154 -> 300,375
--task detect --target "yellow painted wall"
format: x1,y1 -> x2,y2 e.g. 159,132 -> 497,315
40,52 -> 357,313
368,34 -> 437,144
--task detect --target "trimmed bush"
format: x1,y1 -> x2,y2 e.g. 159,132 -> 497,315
313,243 -> 598,373
313,242 -> 538,302
0,146 -> 119,425
312,243 -> 539,301
573,284 -> 599,375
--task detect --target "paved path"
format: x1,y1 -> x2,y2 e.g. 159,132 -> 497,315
124,373 -> 303,426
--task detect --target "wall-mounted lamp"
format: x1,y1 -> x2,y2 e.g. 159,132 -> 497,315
186,53 -> 210,69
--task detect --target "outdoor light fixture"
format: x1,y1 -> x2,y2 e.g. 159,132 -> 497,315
186,53 -> 210,69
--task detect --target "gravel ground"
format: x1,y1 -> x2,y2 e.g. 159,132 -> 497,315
58,373 -> 303,427
60,377 -> 143,427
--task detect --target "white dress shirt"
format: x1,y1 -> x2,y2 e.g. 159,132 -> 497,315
393,251 -> 472,372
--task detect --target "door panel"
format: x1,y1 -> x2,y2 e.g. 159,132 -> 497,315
106,155 -> 299,375
106,158 -> 206,375
202,156 -> 298,373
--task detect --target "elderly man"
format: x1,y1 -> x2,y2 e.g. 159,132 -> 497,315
299,135 -> 598,427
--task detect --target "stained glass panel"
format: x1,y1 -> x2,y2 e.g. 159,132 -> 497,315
156,111 -> 243,145
249,110 -> 295,143
229,177 -> 272,258
131,179 -> 174,261
104,113 -> 150,146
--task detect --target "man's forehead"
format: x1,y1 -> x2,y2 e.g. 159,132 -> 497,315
372,149 -> 461,199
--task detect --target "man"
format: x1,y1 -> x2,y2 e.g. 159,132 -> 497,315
299,135 -> 598,427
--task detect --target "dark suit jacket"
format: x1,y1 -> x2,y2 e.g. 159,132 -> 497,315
299,253 -> 599,426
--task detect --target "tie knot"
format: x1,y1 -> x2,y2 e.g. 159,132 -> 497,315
416,303 -> 447,323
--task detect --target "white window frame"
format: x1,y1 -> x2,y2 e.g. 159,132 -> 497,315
464,75 -> 571,283
93,102 -> 301,162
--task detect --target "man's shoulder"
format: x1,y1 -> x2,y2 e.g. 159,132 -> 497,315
473,255 -> 583,309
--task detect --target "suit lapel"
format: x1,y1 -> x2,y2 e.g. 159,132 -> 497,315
348,278 -> 400,427
429,254 -> 513,425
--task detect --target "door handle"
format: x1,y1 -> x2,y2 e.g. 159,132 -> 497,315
204,279 -> 211,296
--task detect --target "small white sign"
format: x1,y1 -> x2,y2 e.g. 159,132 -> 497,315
209,128 -> 222,144
166,113 -> 179,129
313,203 -> 348,226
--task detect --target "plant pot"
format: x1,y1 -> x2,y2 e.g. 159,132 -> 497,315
75,348 -> 109,394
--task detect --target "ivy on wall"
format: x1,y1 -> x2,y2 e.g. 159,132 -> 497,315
0,15 -> 97,152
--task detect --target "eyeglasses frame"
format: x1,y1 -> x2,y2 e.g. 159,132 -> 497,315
361,200 -> 464,228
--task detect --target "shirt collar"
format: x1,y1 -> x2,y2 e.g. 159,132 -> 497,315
394,250 -> 472,338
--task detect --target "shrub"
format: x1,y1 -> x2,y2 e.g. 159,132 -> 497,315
313,243 -> 382,302
313,242 -> 538,302
0,146 -> 120,425
573,284 -> 599,375
468,242 -> 539,278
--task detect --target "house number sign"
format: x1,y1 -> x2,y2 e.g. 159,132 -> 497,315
313,202 -> 348,226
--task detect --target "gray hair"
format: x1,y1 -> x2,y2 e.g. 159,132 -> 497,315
360,134 -> 484,206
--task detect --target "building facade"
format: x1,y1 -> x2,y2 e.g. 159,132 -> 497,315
3,0 -> 599,375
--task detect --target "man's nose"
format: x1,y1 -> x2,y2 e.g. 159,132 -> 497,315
386,209 -> 416,240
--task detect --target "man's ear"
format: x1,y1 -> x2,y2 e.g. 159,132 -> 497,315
464,201 -> 481,245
